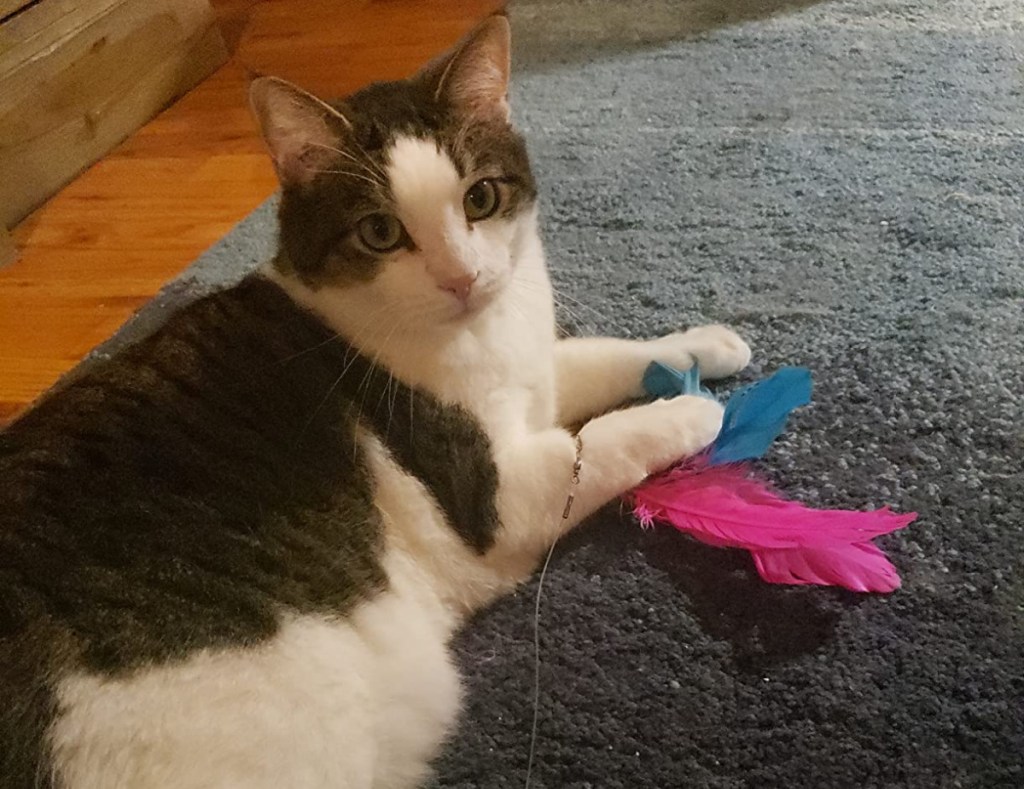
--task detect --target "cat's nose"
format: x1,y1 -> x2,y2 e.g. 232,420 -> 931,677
440,272 -> 478,304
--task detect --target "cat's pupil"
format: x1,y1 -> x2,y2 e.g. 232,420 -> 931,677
370,217 -> 390,241
469,185 -> 488,210
357,213 -> 403,252
464,179 -> 499,221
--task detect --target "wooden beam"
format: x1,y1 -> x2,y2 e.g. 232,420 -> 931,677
0,1 -> 32,22
0,0 -> 228,227
0,225 -> 16,268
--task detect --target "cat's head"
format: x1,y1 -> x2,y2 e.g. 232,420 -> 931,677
250,16 -> 539,335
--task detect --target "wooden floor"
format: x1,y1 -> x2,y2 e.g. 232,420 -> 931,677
0,0 -> 503,426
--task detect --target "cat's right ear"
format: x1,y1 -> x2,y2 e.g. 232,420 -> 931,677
249,76 -> 352,187
421,15 -> 512,123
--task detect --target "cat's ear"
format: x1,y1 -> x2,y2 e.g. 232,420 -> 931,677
423,15 -> 512,122
249,76 -> 353,186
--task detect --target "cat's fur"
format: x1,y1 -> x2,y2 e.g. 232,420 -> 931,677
0,17 -> 751,789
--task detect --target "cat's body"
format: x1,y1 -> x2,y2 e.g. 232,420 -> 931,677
0,18 -> 750,788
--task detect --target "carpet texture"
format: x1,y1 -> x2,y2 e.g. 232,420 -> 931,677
81,1 -> 1023,786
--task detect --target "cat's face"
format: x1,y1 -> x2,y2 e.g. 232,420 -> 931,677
250,17 -> 538,333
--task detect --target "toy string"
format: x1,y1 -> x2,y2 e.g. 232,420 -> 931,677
524,535 -> 558,789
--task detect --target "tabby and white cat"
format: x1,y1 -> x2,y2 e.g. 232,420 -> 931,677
0,16 -> 750,789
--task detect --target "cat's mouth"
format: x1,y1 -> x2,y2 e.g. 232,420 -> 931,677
446,289 -> 495,322
449,300 -> 483,321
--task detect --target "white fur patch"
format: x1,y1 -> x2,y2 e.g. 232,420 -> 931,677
50,545 -> 462,789
386,136 -> 463,234
385,136 -> 484,294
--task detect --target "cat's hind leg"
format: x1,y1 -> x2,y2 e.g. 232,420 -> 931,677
554,325 -> 750,425
49,612 -> 457,789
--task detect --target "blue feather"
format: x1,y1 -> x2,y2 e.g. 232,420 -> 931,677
642,361 -> 714,400
709,367 -> 812,464
641,361 -> 812,465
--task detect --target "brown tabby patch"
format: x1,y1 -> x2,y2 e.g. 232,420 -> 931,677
0,276 -> 500,787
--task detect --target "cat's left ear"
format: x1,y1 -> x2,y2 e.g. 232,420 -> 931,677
423,15 -> 511,123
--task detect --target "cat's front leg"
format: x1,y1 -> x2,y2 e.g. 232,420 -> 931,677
554,325 -> 751,425
487,395 -> 724,579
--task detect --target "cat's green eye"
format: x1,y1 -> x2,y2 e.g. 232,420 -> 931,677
463,179 -> 500,222
357,213 -> 405,253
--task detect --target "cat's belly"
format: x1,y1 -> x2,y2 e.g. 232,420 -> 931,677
48,596 -> 461,789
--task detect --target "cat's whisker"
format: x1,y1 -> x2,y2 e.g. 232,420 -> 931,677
373,326 -> 404,439
330,143 -> 387,178
386,371 -> 397,440
550,286 -> 630,334
514,279 -> 597,334
550,292 -> 623,336
306,141 -> 388,185
507,277 -> 572,325
530,281 -> 597,317
354,320 -> 402,458
312,168 -> 388,191
407,376 -> 415,442
329,140 -> 389,182
386,323 -> 407,442
344,136 -> 392,181
296,308 -> 396,445
551,299 -> 595,333
299,349 -> 367,444
350,320 -> 402,462
277,332 -> 343,364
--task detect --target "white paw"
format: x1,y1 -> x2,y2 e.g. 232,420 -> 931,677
640,395 -> 725,471
649,324 -> 752,380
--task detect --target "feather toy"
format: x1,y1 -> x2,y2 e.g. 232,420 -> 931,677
629,363 -> 915,593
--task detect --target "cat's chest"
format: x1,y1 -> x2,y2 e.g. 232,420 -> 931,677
435,312 -> 557,435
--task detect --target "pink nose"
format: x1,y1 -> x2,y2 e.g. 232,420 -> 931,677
440,273 -> 478,303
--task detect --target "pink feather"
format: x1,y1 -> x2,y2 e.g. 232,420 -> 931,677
629,458 -> 916,593
752,543 -> 902,593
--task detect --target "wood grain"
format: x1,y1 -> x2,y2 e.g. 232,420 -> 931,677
0,225 -> 16,267
0,0 -> 32,20
0,0 -> 228,227
0,0 -> 503,425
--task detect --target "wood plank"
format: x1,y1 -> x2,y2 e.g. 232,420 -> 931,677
0,0 -> 228,226
0,0 -> 504,426
0,224 -> 16,267
0,0 -> 32,21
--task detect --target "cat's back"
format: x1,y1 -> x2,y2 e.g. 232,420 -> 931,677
0,275 -> 389,662
0,275 -> 398,787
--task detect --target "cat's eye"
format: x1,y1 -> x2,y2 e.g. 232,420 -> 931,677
357,213 -> 405,253
463,179 -> 500,222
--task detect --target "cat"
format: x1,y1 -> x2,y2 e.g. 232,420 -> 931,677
0,15 -> 751,789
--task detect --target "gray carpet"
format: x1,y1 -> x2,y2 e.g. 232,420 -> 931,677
84,0 -> 1024,786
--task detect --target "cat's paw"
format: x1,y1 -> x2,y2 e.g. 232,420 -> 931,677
640,395 -> 725,471
649,325 -> 751,380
